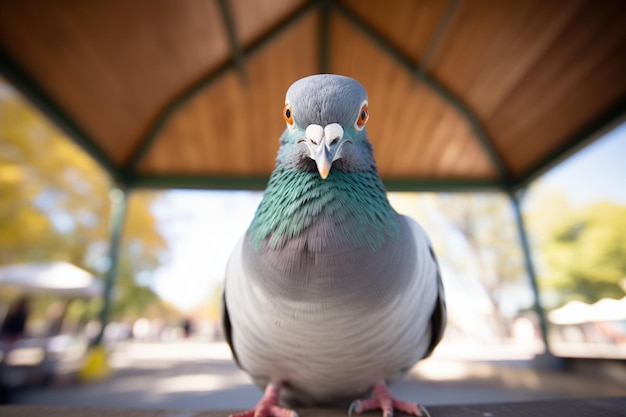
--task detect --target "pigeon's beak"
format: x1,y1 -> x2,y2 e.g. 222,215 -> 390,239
304,123 -> 345,179
315,146 -> 332,180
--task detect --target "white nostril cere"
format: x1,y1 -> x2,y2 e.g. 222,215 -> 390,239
306,124 -> 324,145
324,123 -> 344,146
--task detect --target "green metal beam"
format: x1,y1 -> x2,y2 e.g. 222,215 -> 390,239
332,1 -> 513,185
94,187 -> 128,346
0,45 -> 127,187
417,0 -> 461,77
123,62 -> 233,173
514,97 -> 626,191
129,173 -> 504,192
384,178 -> 504,193
217,0 -> 248,84
130,175 -> 271,191
509,190 -> 551,354
123,0 -> 320,175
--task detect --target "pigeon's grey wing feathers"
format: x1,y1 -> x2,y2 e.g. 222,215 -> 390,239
402,214 -> 446,360
423,245 -> 446,359
221,237 -> 246,370
221,288 -> 240,367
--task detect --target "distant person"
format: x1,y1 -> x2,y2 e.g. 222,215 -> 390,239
182,318 -> 193,338
0,296 -> 30,343
0,296 -> 30,404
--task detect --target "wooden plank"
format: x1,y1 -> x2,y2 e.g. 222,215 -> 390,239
488,0 -> 626,175
420,105 -> 464,176
329,12 -> 498,180
0,0 -> 230,164
399,87 -> 451,177
459,136 -> 500,179
231,0 -> 307,46
340,0 -> 450,64
330,13 -> 430,178
2,0 -> 624,188
330,11 -> 418,177
2,398 -> 626,417
431,0 -> 586,120
138,12 -> 319,176
433,111 -> 481,178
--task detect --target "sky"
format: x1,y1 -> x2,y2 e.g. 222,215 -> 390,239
528,121 -> 626,207
150,191 -> 262,311
149,122 -> 626,312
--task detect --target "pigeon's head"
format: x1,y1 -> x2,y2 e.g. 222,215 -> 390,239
279,74 -> 372,179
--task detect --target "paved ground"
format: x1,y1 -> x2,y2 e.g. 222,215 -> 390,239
9,340 -> 626,412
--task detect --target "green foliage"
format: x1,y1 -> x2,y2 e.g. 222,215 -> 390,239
0,80 -> 173,319
111,190 -> 172,320
527,186 -> 626,306
0,87 -> 98,264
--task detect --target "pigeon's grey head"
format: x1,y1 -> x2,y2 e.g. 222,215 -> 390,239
279,74 -> 371,179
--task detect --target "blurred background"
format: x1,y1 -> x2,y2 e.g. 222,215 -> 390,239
1,0 -> 626,412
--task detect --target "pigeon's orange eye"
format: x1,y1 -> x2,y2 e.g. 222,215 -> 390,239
356,103 -> 369,130
283,104 -> 294,126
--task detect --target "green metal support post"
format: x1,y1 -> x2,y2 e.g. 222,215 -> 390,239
509,190 -> 565,367
94,186 -> 128,346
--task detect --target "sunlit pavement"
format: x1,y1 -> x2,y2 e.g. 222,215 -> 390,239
12,340 -> 626,411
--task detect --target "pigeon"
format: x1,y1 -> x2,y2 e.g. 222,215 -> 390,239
222,74 -> 446,417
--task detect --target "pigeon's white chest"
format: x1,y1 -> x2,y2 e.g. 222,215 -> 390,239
225,229 -> 438,404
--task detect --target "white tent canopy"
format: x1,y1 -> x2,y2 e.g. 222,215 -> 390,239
0,261 -> 103,298
548,297 -> 626,325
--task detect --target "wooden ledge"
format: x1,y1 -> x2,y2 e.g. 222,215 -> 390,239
2,397 -> 625,417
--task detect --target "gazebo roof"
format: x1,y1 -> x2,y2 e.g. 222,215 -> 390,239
1,0 -> 625,191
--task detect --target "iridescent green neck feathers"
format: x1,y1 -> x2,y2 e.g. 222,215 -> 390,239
248,168 -> 398,251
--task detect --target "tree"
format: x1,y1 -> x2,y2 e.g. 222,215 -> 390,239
433,193 -> 530,338
529,194 -> 626,306
0,79 -> 172,319
110,190 -> 173,320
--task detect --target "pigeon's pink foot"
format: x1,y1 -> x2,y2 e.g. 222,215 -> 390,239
230,381 -> 299,417
349,381 -> 430,417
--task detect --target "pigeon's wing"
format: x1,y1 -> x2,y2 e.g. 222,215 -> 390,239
221,238 -> 245,369
403,216 -> 447,360
423,244 -> 446,359
221,287 -> 240,367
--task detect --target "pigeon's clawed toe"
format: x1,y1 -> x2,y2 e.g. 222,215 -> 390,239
230,382 -> 299,417
349,381 -> 430,417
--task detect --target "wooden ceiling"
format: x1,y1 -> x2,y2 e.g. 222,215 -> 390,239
0,0 -> 625,191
